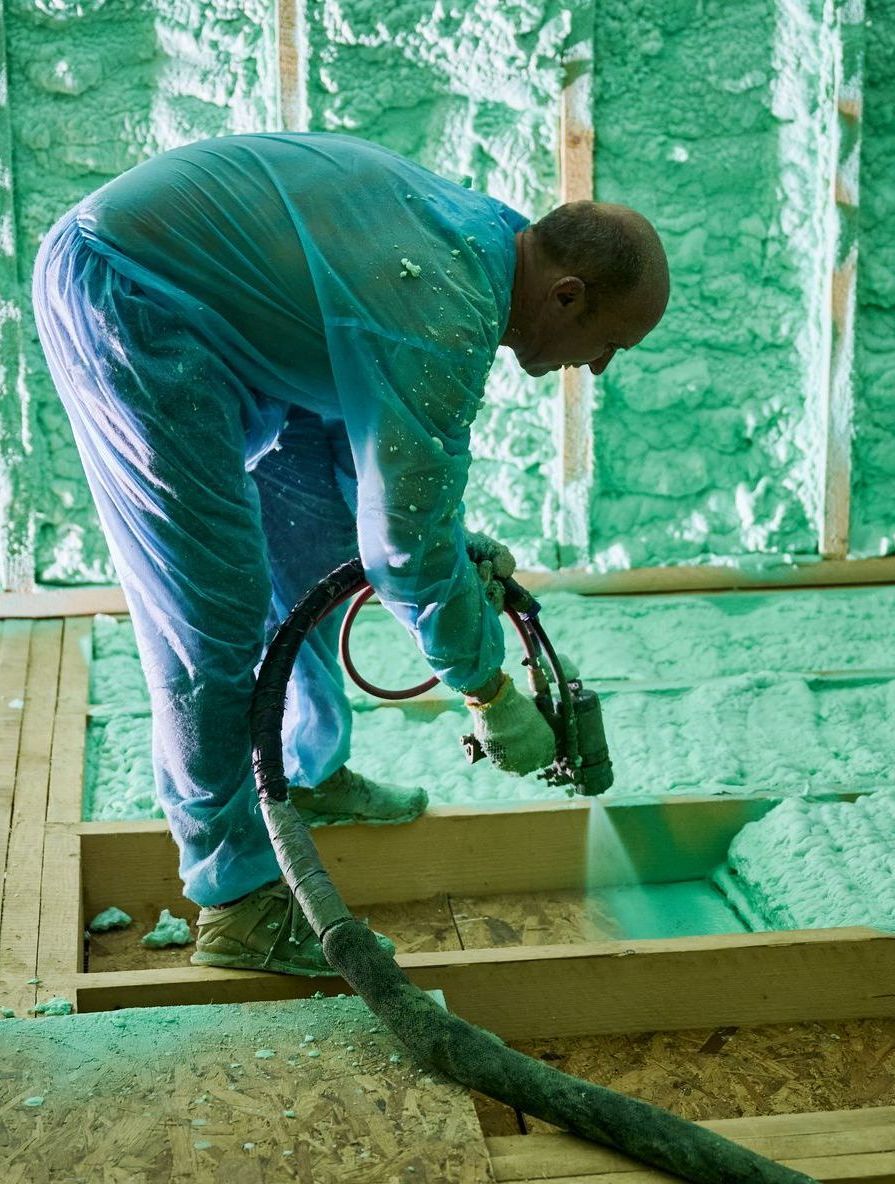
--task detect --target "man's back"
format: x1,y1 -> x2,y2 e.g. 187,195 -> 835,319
76,133 -> 524,413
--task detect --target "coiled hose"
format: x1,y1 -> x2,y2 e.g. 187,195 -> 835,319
250,558 -> 817,1184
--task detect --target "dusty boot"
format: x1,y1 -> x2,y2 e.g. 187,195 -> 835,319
288,765 -> 428,827
190,879 -> 395,975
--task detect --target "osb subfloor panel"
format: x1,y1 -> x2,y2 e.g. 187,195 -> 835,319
0,996 -> 492,1184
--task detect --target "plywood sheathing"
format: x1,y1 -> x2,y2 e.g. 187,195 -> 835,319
0,996 -> 493,1184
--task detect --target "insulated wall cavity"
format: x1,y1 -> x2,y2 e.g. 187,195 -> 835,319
5,0 -> 278,586
849,0 -> 895,556
305,0 -> 579,568
0,12 -> 29,591
589,0 -> 835,570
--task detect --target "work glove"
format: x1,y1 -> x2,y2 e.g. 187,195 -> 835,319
465,672 -> 556,777
464,529 -> 516,614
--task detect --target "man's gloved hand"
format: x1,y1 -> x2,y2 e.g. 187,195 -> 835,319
464,529 -> 516,614
464,672 -> 556,777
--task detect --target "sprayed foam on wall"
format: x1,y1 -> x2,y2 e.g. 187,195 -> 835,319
715,788 -> 895,931
849,0 -> 895,556
4,0 -> 278,584
84,587 -> 895,820
305,0 -> 575,568
589,0 -> 836,570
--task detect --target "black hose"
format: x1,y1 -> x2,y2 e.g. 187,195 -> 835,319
251,560 -> 818,1184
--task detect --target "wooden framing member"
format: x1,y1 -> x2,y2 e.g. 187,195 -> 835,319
66,925 -> 895,1041
79,797 -> 789,916
0,619 -> 62,1016
71,797 -> 895,1036
36,617 -> 91,999
557,44 -> 596,566
487,1107 -> 895,1182
277,0 -> 309,133
0,619 -> 32,937
6,553 -> 895,620
818,3 -> 865,559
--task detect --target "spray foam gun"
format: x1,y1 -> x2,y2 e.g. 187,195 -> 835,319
339,565 -> 613,797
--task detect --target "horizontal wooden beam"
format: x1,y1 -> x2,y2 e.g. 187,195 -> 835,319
66,926 -> 895,1039
4,555 -> 895,619
75,796 -> 803,917
487,1106 -> 895,1182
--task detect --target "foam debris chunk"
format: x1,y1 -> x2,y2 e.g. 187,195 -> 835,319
141,909 -> 192,948
89,906 -> 133,932
30,998 -> 74,1016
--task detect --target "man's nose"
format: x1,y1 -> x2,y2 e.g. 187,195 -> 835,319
588,347 -> 616,376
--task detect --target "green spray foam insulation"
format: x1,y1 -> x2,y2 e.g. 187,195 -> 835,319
2,0 -> 278,584
84,587 -> 895,819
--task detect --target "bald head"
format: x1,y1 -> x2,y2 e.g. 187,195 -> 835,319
501,201 -> 669,378
531,201 -> 669,317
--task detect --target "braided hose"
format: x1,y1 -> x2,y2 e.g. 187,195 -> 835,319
251,559 -> 817,1184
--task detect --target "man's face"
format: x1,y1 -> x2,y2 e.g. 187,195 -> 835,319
512,276 -> 662,378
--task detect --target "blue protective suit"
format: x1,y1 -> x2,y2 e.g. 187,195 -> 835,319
33,132 -> 526,905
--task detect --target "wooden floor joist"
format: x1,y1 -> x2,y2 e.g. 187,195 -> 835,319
487,1108 -> 895,1182
3,552 -> 895,620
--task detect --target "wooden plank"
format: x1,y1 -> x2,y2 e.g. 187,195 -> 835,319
818,4 -> 865,559
487,1109 -> 895,1181
45,616 -> 90,825
277,0 -> 309,132
0,585 -> 127,619
35,618 -> 90,996
5,554 -> 895,618
35,829 -> 82,997
68,927 -> 895,1037
0,619 -> 31,938
519,556 -> 895,596
78,796 -> 793,917
0,619 -> 62,1016
557,51 -> 595,567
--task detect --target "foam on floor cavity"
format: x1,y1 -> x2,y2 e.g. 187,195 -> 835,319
85,590 -> 895,820
715,789 -> 895,931
306,0 -> 570,568
5,0 -> 278,584
589,0 -> 839,569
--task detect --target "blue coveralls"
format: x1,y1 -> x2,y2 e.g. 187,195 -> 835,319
33,132 -> 525,905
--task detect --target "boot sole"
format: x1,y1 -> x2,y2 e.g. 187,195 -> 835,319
190,950 -> 340,977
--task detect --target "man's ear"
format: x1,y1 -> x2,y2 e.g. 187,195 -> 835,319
552,276 -> 586,309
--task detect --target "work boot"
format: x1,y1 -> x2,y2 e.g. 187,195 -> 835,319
288,765 -> 428,827
190,879 -> 395,976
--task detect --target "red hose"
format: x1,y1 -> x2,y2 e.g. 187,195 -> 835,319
338,584 -> 537,700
